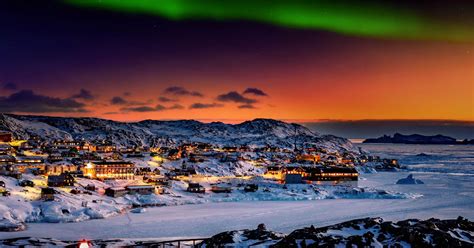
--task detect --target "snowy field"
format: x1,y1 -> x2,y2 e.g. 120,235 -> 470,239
0,144 -> 473,240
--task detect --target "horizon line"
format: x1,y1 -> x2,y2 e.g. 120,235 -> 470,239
2,113 -> 474,124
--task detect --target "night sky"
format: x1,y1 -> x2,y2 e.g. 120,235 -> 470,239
0,0 -> 473,122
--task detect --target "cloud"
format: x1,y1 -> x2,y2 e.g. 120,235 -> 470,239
158,96 -> 179,103
71,88 -> 95,100
110,96 -> 151,106
2,83 -> 17,91
120,106 -> 157,112
110,96 -> 128,105
238,104 -> 257,109
123,92 -> 131,96
0,90 -> 87,113
164,86 -> 203,97
168,104 -> 184,110
243,87 -> 268,96
189,102 -> 223,109
121,104 -> 185,112
217,91 -> 257,104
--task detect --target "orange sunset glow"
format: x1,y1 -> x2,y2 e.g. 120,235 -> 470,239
1,1 -> 473,123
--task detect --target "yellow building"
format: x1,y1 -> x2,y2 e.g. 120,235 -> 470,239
83,161 -> 135,180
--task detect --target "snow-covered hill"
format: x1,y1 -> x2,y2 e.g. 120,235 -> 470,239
0,114 -> 358,153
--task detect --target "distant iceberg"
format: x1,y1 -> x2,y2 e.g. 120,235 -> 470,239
396,174 -> 424,184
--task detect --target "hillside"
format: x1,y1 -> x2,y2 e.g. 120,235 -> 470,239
0,114 -> 358,153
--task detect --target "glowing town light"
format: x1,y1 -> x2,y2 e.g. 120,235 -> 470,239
85,162 -> 93,169
78,240 -> 91,248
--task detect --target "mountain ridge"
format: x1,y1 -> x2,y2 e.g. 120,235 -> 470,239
0,114 -> 358,153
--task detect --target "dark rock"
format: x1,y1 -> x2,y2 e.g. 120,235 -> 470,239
364,133 -> 460,145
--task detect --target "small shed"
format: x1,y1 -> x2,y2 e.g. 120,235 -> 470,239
105,187 -> 127,197
126,185 -> 155,195
187,183 -> 205,193
211,185 -> 232,193
48,173 -> 75,187
41,187 -> 56,201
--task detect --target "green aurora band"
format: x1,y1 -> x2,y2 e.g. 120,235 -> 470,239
65,0 -> 474,42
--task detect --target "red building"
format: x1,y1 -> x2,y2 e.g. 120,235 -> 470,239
0,132 -> 12,143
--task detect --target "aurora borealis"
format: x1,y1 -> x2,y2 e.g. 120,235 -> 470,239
0,0 -> 473,123
65,0 -> 474,42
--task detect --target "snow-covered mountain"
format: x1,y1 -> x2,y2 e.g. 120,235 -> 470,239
0,114 -> 357,153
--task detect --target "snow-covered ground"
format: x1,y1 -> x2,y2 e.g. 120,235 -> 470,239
0,172 -> 417,232
0,144 -> 472,240
0,170 -> 472,240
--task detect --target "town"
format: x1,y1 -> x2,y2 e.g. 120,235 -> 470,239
0,130 -> 400,203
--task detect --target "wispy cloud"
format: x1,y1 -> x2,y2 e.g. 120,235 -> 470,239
158,96 -> 179,103
121,104 -> 185,112
0,90 -> 87,113
164,86 -> 203,97
217,91 -> 257,104
71,88 -> 95,101
243,87 -> 268,96
189,103 -> 223,109
238,104 -> 257,109
110,96 -> 128,105
110,96 -> 151,106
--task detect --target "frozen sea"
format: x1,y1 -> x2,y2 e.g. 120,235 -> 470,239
0,144 -> 473,240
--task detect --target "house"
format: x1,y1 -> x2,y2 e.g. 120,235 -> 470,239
222,146 -> 238,153
105,187 -> 127,197
169,161 -> 196,178
0,166 -> 21,179
263,166 -> 284,180
15,156 -> 44,164
0,188 -> 10,196
283,166 -> 308,177
13,156 -> 46,173
126,185 -> 156,195
47,173 -> 75,187
20,140 -> 37,150
47,153 -> 64,162
187,183 -> 205,193
211,185 -> 232,193
82,160 -> 135,180
302,166 -> 358,186
147,176 -> 170,186
167,148 -> 182,160
51,140 -> 82,150
284,173 -> 303,184
41,187 -> 56,201
0,144 -> 13,155
296,154 -> 321,163
19,180 -> 34,187
0,132 -> 12,143
84,184 -> 96,191
46,162 -> 79,176
96,144 -> 117,153
0,155 -> 15,165
244,184 -> 258,192
126,152 -> 144,158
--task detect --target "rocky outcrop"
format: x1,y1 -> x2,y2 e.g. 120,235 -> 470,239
274,217 -> 473,247
199,223 -> 284,247
1,217 -> 472,247
396,174 -> 424,184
